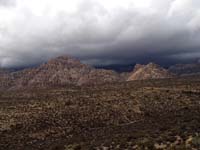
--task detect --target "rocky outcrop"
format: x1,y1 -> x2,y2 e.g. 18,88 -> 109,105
127,63 -> 174,81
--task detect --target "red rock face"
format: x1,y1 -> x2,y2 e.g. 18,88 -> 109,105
0,56 -> 122,90
127,63 -> 174,81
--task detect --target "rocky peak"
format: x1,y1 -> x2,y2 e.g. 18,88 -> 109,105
134,64 -> 144,71
127,62 -> 174,81
41,55 -> 90,69
147,62 -> 160,68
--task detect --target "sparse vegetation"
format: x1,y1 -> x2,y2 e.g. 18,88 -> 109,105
0,77 -> 200,150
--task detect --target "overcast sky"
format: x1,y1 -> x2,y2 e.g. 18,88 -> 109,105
0,0 -> 200,68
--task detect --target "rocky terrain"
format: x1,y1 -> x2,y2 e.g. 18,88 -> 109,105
169,63 -> 200,76
0,56 -> 122,90
0,56 -> 178,90
127,63 -> 174,81
0,68 -> 9,75
0,56 -> 200,149
0,76 -> 200,150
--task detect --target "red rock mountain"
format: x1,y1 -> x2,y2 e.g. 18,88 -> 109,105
5,56 -> 121,89
127,63 -> 174,81
0,56 -> 178,90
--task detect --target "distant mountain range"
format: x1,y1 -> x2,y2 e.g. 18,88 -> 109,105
0,55 -> 200,90
169,63 -> 200,76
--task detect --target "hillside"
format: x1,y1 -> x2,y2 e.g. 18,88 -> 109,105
0,56 -> 122,90
169,63 -> 200,76
127,63 -> 174,81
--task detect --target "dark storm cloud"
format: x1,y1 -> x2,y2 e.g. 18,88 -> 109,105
0,0 -> 200,68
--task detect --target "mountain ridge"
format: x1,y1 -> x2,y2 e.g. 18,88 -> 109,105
1,55 -> 199,90
169,63 -> 200,76
0,55 -> 122,90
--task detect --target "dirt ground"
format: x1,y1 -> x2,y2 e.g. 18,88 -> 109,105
0,77 -> 200,150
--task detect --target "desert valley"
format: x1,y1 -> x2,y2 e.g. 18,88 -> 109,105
0,55 -> 200,150
1,0 -> 200,149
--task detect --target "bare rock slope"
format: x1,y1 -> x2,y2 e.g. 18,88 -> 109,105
127,63 -> 174,81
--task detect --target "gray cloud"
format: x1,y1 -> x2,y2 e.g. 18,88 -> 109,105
0,0 -> 15,6
0,0 -> 200,68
